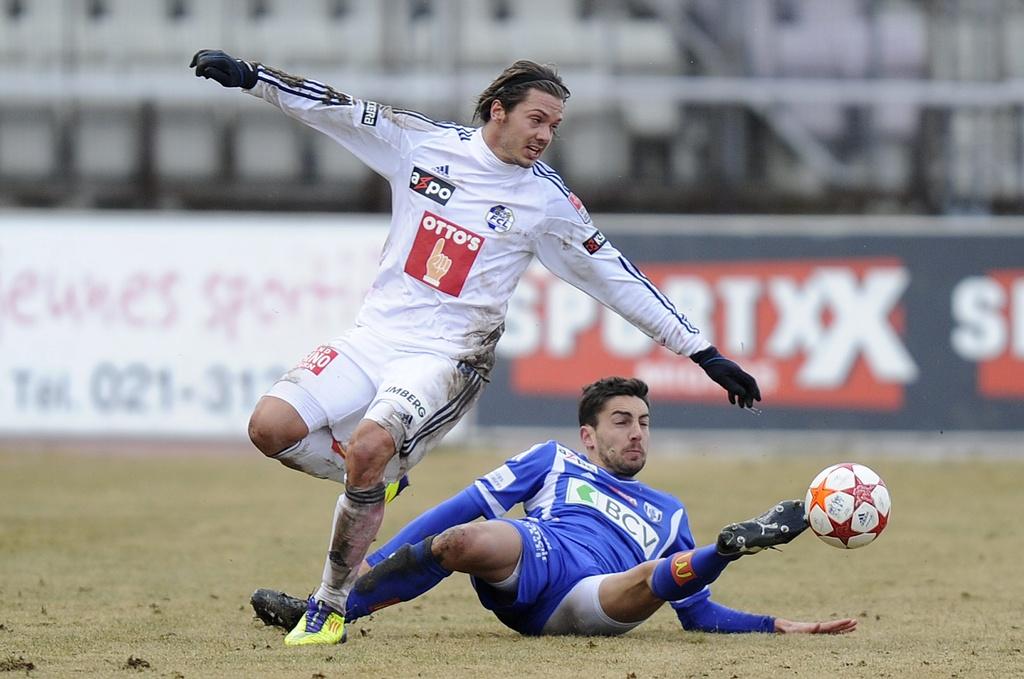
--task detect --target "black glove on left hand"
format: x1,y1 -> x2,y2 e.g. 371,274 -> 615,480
189,49 -> 257,89
691,345 -> 762,408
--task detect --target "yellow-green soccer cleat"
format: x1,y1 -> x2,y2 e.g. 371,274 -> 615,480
384,475 -> 410,504
284,597 -> 347,646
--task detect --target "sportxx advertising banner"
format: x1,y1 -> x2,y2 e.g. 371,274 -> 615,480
477,219 -> 1024,431
1,211 -> 1021,436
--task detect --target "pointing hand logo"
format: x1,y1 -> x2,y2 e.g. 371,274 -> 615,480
423,238 -> 452,286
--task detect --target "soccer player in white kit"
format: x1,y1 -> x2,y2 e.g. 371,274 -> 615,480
190,50 -> 762,646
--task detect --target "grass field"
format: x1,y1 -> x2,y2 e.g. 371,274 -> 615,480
2,444 -> 1022,678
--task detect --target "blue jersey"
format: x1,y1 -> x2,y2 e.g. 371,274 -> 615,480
456,441 -> 695,633
470,440 -> 695,570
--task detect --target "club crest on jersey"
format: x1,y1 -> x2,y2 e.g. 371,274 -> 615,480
409,167 -> 456,206
568,192 -> 591,223
485,205 -> 515,233
643,502 -> 663,524
361,101 -> 380,126
583,230 -> 607,254
565,478 -> 659,557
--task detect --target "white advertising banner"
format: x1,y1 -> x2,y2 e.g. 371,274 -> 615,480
0,211 -> 387,437
6,211 -> 1022,438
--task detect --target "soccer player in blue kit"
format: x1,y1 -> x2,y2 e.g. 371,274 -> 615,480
254,377 -> 856,637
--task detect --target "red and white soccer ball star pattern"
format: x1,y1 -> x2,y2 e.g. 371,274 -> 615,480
805,463 -> 890,549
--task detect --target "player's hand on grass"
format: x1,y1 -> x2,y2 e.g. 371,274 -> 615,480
189,49 -> 257,89
774,617 -> 858,634
690,346 -> 762,408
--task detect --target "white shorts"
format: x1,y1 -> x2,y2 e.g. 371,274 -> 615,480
540,574 -> 645,636
265,325 -> 487,483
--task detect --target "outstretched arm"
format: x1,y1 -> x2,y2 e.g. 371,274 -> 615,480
189,49 -> 409,179
675,593 -> 856,634
535,218 -> 760,408
774,617 -> 858,634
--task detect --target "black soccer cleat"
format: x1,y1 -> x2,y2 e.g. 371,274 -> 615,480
716,499 -> 808,556
251,588 -> 307,631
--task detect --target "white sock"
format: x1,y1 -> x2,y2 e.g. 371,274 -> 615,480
314,484 -> 386,612
271,428 -> 347,483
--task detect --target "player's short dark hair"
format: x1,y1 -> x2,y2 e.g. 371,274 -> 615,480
473,60 -> 571,122
578,377 -> 650,428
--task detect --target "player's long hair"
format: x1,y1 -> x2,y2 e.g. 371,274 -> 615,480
578,377 -> 650,427
473,60 -> 571,122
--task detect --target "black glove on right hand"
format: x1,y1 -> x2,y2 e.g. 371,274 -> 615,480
691,345 -> 762,408
190,49 -> 257,89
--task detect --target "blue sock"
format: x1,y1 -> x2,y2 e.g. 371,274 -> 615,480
345,535 -> 451,621
650,544 -> 736,601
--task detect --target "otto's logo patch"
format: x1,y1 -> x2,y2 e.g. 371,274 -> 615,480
583,230 -> 607,254
568,192 -> 591,223
410,167 -> 455,205
361,101 -> 380,126
298,345 -> 338,375
403,211 -> 484,297
485,205 -> 515,233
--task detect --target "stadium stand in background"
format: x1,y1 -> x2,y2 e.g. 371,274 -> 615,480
1,0 -> 1022,214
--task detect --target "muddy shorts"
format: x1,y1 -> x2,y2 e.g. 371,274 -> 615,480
265,325 -> 486,483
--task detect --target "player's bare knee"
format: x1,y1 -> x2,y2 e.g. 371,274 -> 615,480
345,424 -> 396,485
248,397 -> 307,457
432,525 -> 471,569
361,401 -> 408,456
438,522 -> 500,564
248,414 -> 284,457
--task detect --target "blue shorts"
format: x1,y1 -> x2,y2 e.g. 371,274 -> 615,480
471,518 -> 605,635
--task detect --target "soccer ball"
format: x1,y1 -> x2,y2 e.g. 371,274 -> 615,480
805,463 -> 890,549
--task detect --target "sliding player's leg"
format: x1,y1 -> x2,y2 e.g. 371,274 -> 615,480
344,519 -> 523,620
591,499 -> 811,625
251,518 -> 519,630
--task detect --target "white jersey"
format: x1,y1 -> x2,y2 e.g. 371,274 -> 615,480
247,65 -> 709,368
